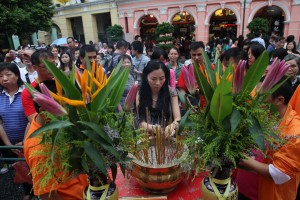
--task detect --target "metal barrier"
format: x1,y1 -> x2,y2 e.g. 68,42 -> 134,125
0,146 -> 25,161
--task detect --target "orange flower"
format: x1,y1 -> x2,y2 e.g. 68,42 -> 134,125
81,70 -> 88,103
215,72 -> 220,85
50,92 -> 86,107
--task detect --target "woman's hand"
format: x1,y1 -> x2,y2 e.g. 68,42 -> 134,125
165,121 -> 178,137
150,124 -> 162,135
11,142 -> 22,154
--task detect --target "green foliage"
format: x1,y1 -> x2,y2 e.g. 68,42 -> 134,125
241,51 -> 269,94
155,22 -> 174,50
184,98 -> 282,171
0,0 -> 55,35
181,51 -> 285,172
106,24 -> 124,42
210,66 -> 233,124
155,22 -> 175,35
247,17 -> 269,39
25,58 -> 140,193
156,44 -> 173,50
156,36 -> 174,43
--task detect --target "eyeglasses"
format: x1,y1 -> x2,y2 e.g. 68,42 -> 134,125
88,56 -> 97,60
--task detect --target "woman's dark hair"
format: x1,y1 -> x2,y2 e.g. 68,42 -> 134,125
49,45 -> 59,53
151,47 -> 167,60
248,43 -> 265,61
168,47 -> 180,55
59,51 -> 73,72
286,41 -> 298,54
0,62 -> 23,88
107,43 -> 115,53
271,77 -> 293,105
118,54 -> 132,64
271,48 -> 288,60
286,35 -> 295,43
139,60 -> 171,122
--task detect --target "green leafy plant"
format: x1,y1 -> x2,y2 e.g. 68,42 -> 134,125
155,22 -> 174,50
107,24 -> 124,42
0,0 -> 55,36
25,58 -> 140,194
179,51 -> 289,173
155,22 -> 175,35
247,17 -> 269,39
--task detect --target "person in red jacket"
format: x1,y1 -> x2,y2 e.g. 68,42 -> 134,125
22,49 -> 55,123
178,42 -> 209,109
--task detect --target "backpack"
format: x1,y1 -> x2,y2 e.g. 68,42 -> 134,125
103,53 -> 120,77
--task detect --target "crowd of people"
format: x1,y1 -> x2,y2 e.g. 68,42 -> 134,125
0,31 -> 300,200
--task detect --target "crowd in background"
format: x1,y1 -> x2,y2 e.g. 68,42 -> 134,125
0,31 -> 300,200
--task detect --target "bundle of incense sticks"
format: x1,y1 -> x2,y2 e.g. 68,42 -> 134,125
134,108 -> 184,165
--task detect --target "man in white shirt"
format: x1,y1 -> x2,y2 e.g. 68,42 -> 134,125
131,41 -> 150,84
251,31 -> 266,48
19,50 -> 38,84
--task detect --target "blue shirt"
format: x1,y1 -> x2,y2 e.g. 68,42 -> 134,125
132,54 -> 150,83
0,86 -> 28,144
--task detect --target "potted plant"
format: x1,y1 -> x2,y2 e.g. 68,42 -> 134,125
128,128 -> 188,194
155,22 -> 174,50
25,59 -> 137,200
107,24 -> 124,43
179,51 -> 289,199
247,17 -> 269,39
121,82 -> 188,194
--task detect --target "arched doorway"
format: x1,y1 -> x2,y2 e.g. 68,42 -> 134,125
51,24 -> 62,42
171,11 -> 195,39
254,5 -> 284,36
209,8 -> 237,39
139,15 -> 158,40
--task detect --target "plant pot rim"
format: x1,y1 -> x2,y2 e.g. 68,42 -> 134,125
128,143 -> 188,169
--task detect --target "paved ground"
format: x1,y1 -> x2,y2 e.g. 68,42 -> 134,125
0,165 -> 25,200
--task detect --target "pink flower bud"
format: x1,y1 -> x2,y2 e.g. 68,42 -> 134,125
233,60 -> 247,94
33,91 -> 67,116
39,83 -> 52,98
259,58 -> 290,93
182,65 -> 197,95
124,81 -> 138,112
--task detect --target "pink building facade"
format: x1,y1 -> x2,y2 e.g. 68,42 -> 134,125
117,0 -> 300,44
